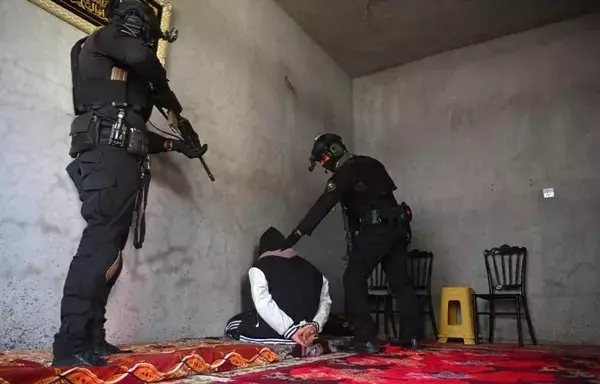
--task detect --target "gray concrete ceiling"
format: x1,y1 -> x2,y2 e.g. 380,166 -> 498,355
275,0 -> 600,78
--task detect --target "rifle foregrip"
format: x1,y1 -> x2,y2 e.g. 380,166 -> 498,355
176,114 -> 215,182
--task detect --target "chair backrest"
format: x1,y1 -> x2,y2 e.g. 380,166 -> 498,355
483,244 -> 527,294
407,250 -> 433,292
368,262 -> 388,290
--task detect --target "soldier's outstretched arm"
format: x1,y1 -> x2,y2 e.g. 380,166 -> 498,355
284,165 -> 356,248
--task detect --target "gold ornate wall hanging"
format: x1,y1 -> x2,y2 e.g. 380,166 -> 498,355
27,0 -> 173,65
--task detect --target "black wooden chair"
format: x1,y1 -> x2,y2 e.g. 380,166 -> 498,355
367,263 -> 397,338
472,244 -> 537,347
406,250 -> 437,338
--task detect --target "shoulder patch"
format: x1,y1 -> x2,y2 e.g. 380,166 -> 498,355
326,180 -> 336,192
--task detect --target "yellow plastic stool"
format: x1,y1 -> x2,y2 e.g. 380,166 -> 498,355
438,287 -> 476,345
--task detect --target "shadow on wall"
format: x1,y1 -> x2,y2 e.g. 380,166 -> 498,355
149,153 -> 195,199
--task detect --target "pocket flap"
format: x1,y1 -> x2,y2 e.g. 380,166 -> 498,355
82,171 -> 116,191
70,114 -> 97,135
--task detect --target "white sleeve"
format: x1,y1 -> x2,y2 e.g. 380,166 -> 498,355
311,276 -> 332,333
249,267 -> 297,337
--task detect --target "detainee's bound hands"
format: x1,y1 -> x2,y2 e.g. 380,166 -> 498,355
303,324 -> 317,344
292,324 -> 318,347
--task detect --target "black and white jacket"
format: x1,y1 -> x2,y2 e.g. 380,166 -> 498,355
249,250 -> 332,339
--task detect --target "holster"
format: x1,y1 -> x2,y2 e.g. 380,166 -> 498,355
69,112 -> 100,158
124,127 -> 149,156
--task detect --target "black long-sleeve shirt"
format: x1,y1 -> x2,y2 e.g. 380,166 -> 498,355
296,155 -> 398,236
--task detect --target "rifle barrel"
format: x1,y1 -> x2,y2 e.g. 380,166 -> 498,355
199,157 -> 216,182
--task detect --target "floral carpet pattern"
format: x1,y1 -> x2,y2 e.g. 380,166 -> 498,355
224,343 -> 600,383
0,339 -> 279,384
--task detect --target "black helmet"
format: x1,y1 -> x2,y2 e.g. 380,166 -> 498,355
308,133 -> 348,172
104,0 -> 162,45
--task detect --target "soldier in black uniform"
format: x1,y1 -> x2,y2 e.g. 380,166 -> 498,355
52,0 -> 205,367
283,133 -> 422,353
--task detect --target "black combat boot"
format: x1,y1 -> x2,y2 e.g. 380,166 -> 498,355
390,336 -> 421,350
93,340 -> 133,356
52,350 -> 109,367
338,340 -> 380,354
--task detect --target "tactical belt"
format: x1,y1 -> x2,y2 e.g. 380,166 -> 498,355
358,204 -> 413,244
359,205 -> 410,226
359,208 -> 401,226
96,125 -> 149,156
95,107 -> 149,157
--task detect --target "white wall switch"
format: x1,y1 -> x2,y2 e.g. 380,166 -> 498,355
543,188 -> 555,198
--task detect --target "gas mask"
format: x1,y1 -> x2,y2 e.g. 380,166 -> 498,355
308,133 -> 348,173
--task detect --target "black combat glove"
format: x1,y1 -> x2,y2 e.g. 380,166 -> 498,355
282,229 -> 303,249
170,140 -> 207,159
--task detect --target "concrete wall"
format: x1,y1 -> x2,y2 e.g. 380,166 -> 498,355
0,0 -> 351,350
353,14 -> 600,343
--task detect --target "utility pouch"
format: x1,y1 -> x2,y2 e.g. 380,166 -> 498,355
69,113 -> 99,158
399,201 -> 413,224
126,127 -> 149,156
108,108 -> 127,148
399,201 -> 413,244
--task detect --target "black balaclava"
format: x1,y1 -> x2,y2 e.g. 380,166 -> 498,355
258,226 -> 286,255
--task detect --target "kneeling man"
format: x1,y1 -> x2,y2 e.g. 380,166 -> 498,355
226,227 -> 332,347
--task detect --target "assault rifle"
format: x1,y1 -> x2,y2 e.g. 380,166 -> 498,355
156,106 -> 215,182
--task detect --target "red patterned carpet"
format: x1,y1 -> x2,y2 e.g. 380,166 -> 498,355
0,339 -> 279,384
226,343 -> 600,383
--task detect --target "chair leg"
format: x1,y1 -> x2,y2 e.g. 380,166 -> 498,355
385,295 -> 397,339
488,301 -> 495,343
393,296 -> 399,339
515,297 -> 523,347
472,295 -> 480,345
393,297 -> 400,339
428,294 -> 438,339
383,296 -> 390,337
521,296 -> 537,345
374,296 -> 381,334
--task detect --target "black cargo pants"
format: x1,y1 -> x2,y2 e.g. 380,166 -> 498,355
343,224 -> 422,342
53,144 -> 141,357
